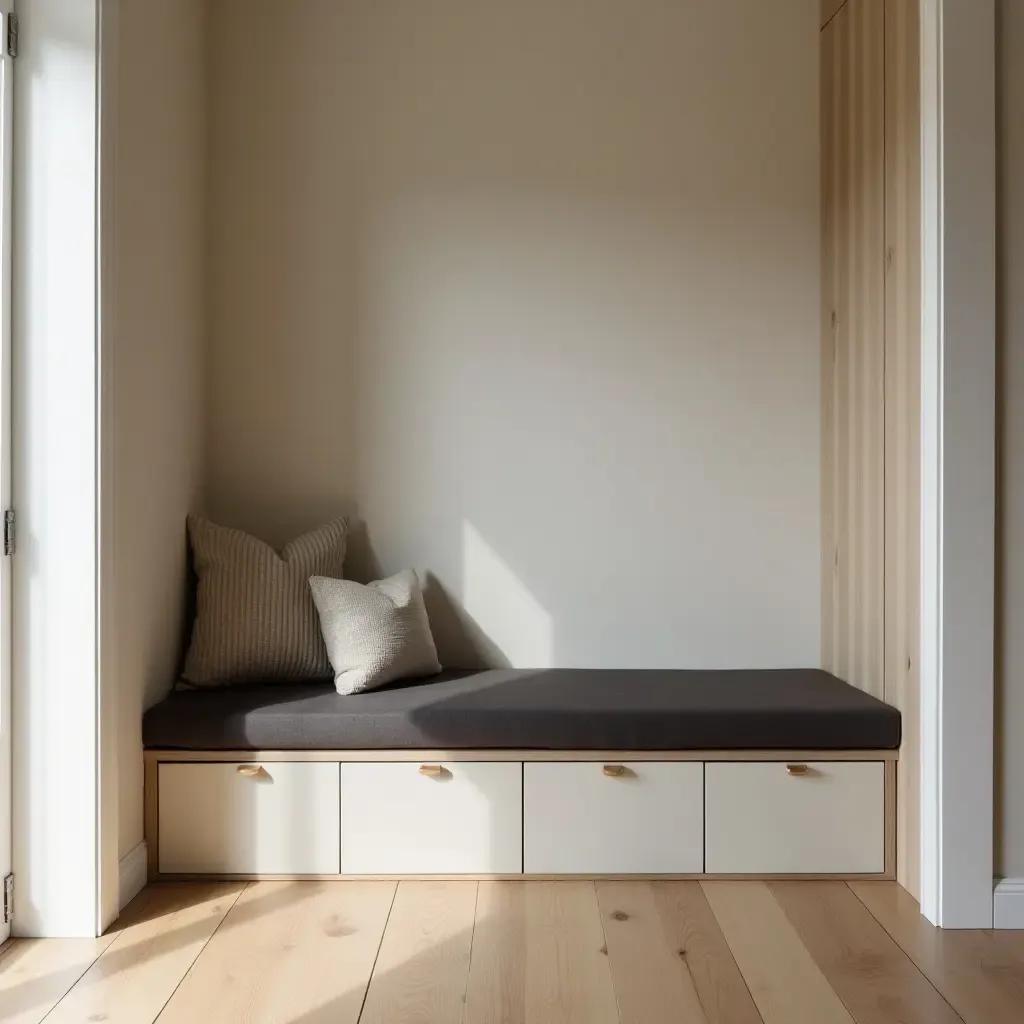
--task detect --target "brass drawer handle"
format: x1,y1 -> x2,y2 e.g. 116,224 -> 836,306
786,764 -> 810,776
236,764 -> 264,778
603,765 -> 626,777
419,765 -> 445,777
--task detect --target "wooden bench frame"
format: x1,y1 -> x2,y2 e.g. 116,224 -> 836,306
144,747 -> 897,882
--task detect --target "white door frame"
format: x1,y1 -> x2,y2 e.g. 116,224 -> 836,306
918,0 -> 997,928
11,0 -> 119,938
0,0 -> 15,947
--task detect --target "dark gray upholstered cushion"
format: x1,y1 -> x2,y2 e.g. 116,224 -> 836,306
144,668 -> 901,751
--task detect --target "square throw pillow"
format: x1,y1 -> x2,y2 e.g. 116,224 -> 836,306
309,569 -> 442,695
183,515 -> 348,686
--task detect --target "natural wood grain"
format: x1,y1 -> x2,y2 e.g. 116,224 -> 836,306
145,755 -> 159,879
597,880 -> 708,1023
525,882 -> 619,1024
989,929 -> 1024,964
649,882 -> 762,1024
822,0 -> 849,29
771,881 -> 961,1024
464,882 -> 526,1024
0,887 -> 174,1024
702,881 -> 855,1024
851,881 -> 1024,1023
145,748 -> 899,764
9,882 -> 1024,1024
820,0 -> 887,700
44,883 -> 243,1024
158,880 -> 395,1024
820,2 -> 838,688
823,0 -> 922,893
0,936 -> 118,1024
883,0 -> 922,902
358,881 -> 477,1024
884,758 -> 897,877
152,871 -> 895,884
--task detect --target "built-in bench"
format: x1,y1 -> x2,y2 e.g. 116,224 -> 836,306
143,668 -> 900,881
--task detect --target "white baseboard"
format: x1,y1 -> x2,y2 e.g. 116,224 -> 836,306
118,841 -> 148,911
994,878 -> 1024,928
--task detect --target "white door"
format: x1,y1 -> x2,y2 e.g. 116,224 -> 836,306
0,2 -> 14,943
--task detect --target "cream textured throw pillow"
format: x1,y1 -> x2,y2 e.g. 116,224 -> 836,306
183,515 -> 348,686
309,570 -> 442,695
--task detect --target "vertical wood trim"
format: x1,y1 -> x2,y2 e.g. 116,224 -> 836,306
821,0 -> 887,698
884,757 -> 898,879
144,759 -> 159,880
821,19 -> 837,674
883,0 -> 922,901
822,1 -> 850,30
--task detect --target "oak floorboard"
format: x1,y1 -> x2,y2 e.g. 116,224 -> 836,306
851,880 -> 1024,1024
771,881 -> 961,1024
358,880 -> 477,1024
0,886 -> 187,1024
702,881 -> 854,1024
464,881 -> 526,1024
524,882 -> 620,1024
157,880 -> 395,1024
649,881 -> 763,1024
46,882 -> 243,1024
597,880 -> 708,1024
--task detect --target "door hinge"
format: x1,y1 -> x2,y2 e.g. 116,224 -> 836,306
6,13 -> 17,59
3,510 -> 13,556
3,874 -> 12,924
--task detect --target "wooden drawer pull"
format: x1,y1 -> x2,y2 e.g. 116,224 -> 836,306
419,765 -> 445,777
236,764 -> 264,778
786,764 -> 810,776
603,765 -> 626,777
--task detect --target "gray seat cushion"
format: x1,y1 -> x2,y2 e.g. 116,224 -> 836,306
143,668 -> 901,751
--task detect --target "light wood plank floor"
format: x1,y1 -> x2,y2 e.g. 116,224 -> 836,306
1,880 -> 1022,1023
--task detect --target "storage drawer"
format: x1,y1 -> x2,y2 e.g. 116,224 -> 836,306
341,761 -> 522,874
158,762 -> 340,874
704,761 -> 885,874
523,761 -> 704,874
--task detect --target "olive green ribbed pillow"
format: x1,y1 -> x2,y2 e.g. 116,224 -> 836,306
183,515 -> 348,686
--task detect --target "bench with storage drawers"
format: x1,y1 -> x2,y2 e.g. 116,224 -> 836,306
143,668 -> 900,880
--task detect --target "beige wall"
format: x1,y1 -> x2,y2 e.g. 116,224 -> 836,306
998,0 -> 1024,879
115,0 -> 207,859
206,0 -> 822,671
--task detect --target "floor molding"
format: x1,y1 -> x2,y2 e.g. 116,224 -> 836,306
994,877 -> 1024,928
119,841 -> 149,911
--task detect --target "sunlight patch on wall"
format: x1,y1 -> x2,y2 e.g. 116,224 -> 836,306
461,521 -> 553,668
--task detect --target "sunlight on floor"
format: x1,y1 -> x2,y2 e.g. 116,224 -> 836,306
2,880 -> 1024,1023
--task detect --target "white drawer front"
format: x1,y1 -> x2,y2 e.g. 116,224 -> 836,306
523,762 -> 704,874
341,762 -> 523,874
158,762 -> 340,874
704,761 -> 885,874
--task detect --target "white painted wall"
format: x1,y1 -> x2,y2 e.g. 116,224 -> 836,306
113,0 -> 207,862
997,0 -> 1024,881
206,0 -> 821,670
